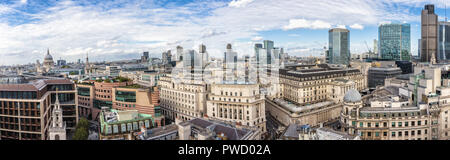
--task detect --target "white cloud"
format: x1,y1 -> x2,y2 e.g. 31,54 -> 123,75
251,36 -> 263,41
229,0 -> 255,8
20,0 -> 27,4
378,21 -> 392,25
0,5 -> 12,15
350,23 -> 364,30
0,0 -> 435,65
288,34 -> 301,37
283,19 -> 332,30
335,25 -> 346,29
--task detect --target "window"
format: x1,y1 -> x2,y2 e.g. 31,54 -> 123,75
418,130 -> 421,135
398,131 -> 402,137
360,122 -> 363,127
405,131 -> 409,136
398,122 -> 402,127
375,123 -> 379,128
418,121 -> 421,126
405,122 -> 409,127
368,123 -> 371,127
367,132 -> 372,137
392,122 -> 395,127
383,122 -> 387,127
392,132 -> 396,137
383,132 -> 387,137
375,132 -> 380,137
411,131 -> 415,136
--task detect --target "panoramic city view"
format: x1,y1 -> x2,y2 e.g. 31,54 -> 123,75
1,0 -> 450,142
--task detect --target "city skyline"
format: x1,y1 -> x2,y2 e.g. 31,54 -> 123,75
1,0 -> 450,65
3,1 -> 450,142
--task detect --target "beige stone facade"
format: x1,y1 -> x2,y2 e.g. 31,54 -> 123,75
279,64 -> 365,105
159,76 -> 208,121
206,83 -> 266,133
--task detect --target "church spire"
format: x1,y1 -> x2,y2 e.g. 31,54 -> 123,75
55,88 -> 60,110
49,88 -> 67,140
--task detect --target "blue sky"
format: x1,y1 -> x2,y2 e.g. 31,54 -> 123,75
0,0 -> 449,65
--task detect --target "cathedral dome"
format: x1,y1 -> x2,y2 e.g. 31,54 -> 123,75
44,53 -> 53,60
344,89 -> 362,103
44,49 -> 53,61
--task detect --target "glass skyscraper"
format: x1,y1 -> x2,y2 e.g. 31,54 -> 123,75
263,40 -> 274,65
255,43 -> 263,63
438,22 -> 450,61
328,28 -> 350,65
378,23 -> 411,61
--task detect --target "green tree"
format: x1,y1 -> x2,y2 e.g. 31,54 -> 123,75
73,118 -> 89,140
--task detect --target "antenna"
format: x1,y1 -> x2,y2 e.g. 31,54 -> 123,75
446,0 -> 448,22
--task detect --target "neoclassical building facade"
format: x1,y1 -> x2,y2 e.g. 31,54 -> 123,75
206,83 -> 266,133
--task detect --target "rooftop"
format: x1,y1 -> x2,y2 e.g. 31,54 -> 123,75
344,89 -> 362,103
274,98 -> 335,113
280,64 -> 360,79
0,79 -> 72,91
101,109 -> 152,124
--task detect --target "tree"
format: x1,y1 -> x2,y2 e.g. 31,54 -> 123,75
73,118 -> 89,140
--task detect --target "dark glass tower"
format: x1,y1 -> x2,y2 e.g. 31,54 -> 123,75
421,4 -> 439,62
328,28 -> 350,65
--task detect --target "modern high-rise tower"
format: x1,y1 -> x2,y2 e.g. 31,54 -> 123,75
254,43 -> 263,63
421,4 -> 439,62
378,23 -> 411,61
223,44 -> 238,82
438,22 -> 450,61
328,28 -> 350,65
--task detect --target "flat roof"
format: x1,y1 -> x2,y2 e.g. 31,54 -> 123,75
0,79 -> 72,91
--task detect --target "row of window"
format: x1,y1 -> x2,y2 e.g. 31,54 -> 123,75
353,120 -> 428,128
211,96 -> 251,103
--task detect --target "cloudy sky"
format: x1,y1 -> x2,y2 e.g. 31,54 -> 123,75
0,0 -> 449,65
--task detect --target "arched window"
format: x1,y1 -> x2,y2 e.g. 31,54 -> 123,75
55,135 -> 60,140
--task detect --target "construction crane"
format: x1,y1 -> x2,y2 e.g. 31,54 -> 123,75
314,41 -> 327,56
364,41 -> 372,54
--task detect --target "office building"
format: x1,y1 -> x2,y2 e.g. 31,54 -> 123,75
159,75 -> 208,122
175,46 -> 183,62
421,4 -> 439,62
438,21 -> 450,61
105,66 -> 120,77
162,50 -> 172,65
0,79 -> 78,140
340,89 -> 434,140
223,44 -> 238,82
57,59 -> 67,66
206,83 -> 266,133
99,108 -> 157,140
395,61 -> 413,74
76,79 -> 163,126
328,28 -> 350,65
141,52 -> 149,63
368,67 -> 402,88
255,43 -> 263,63
378,23 -> 411,61
265,64 -> 366,127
